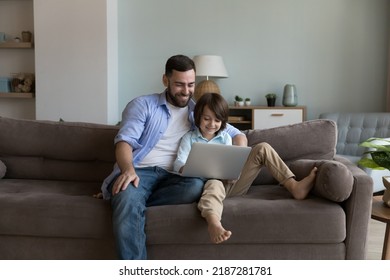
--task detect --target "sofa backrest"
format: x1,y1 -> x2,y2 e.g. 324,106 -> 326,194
319,112 -> 390,157
244,119 -> 337,160
0,117 -> 118,182
0,117 -> 337,184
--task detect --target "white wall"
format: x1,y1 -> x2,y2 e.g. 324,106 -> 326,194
0,0 -> 35,119
118,0 -> 390,120
107,0 -> 119,124
3,0 -> 387,123
34,0 -> 118,124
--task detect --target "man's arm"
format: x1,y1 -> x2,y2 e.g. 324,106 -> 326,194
225,123 -> 248,146
111,141 -> 140,195
232,133 -> 248,147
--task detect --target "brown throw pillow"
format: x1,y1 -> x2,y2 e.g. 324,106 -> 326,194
289,159 -> 354,202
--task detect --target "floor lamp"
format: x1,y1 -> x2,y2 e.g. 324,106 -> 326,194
193,55 -> 228,101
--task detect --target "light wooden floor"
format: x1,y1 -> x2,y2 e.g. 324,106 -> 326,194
366,219 -> 386,260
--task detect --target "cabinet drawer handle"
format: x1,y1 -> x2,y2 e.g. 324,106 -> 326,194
271,113 -> 284,117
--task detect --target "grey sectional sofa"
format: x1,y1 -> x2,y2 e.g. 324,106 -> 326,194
319,112 -> 390,193
0,116 -> 373,259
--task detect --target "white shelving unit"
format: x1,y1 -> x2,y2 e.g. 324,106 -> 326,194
0,0 -> 35,119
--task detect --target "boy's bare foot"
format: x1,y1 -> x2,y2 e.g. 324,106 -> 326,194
208,222 -> 232,244
284,167 -> 317,200
206,214 -> 232,244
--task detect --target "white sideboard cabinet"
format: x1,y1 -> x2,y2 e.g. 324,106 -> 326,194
253,107 -> 306,129
228,106 -> 306,130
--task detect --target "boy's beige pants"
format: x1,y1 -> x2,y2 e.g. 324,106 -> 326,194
198,142 -> 295,220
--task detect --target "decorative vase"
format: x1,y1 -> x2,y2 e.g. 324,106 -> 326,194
282,84 -> 298,107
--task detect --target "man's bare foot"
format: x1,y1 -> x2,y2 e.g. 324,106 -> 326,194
206,214 -> 232,244
284,167 -> 317,200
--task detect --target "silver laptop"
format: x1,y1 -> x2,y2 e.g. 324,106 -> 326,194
181,142 -> 252,180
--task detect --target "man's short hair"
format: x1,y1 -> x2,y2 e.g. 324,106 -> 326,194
165,55 -> 196,77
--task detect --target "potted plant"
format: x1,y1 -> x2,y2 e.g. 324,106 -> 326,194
235,95 -> 244,107
265,93 -> 277,107
358,137 -> 390,207
244,97 -> 251,106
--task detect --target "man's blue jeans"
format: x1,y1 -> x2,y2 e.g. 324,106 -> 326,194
108,166 -> 205,260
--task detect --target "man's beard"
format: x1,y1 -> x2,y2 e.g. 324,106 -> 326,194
166,87 -> 193,108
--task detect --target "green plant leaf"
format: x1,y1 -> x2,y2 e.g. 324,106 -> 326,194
371,151 -> 390,170
359,137 -> 390,152
357,157 -> 386,170
358,137 -> 390,171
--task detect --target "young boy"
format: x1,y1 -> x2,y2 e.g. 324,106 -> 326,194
174,93 -> 317,244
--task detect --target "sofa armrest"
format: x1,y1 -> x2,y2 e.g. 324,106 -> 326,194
333,155 -> 373,260
290,156 -> 373,259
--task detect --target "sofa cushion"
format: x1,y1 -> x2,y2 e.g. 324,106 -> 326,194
1,179 -> 345,245
0,160 -> 5,178
289,159 -> 354,202
0,179 -> 112,239
147,185 -> 346,245
244,120 -> 337,185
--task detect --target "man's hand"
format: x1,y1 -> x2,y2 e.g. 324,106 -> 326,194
112,141 -> 139,195
112,169 -> 140,195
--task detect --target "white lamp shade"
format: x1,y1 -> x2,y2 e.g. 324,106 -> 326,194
193,55 -> 228,78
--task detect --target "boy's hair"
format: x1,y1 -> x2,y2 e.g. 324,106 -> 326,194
194,92 -> 229,131
165,55 -> 196,77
